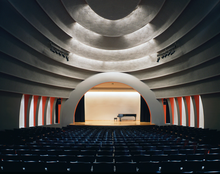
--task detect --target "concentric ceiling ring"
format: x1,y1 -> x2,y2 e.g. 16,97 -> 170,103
85,0 -> 141,20
62,0 -> 165,37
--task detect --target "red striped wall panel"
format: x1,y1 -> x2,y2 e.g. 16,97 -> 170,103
177,97 -> 182,126
33,96 -> 38,126
50,97 -> 55,124
24,94 -> 30,128
42,96 -> 47,125
194,95 -> 200,128
185,96 -> 191,126
169,98 -> 174,125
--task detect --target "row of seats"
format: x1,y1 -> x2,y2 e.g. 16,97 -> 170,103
0,125 -> 220,172
1,160 -> 220,172
1,153 -> 220,163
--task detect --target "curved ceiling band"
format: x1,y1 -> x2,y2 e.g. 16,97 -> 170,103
61,0 -> 165,37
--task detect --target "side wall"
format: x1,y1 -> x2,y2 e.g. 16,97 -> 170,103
0,91 -> 22,131
201,93 -> 220,130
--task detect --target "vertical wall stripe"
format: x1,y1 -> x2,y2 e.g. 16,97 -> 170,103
190,96 -> 195,127
173,98 -> 178,125
42,96 -> 47,125
38,97 -> 43,126
177,97 -> 182,125
185,96 -> 191,126
166,98 -> 172,124
161,99 -> 166,124
58,99 -> 62,124
19,95 -> 25,128
175,98 -> 180,125
33,96 -> 38,126
182,97 -> 186,126
44,98 -> 49,125
24,94 -> 30,128
169,98 -> 174,125
29,96 -> 34,127
50,97 -> 55,125
199,96 -> 204,128
52,98 -> 57,124
46,98 -> 50,125
194,95 -> 200,128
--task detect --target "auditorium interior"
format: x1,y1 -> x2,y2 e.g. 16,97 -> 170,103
0,0 -> 220,173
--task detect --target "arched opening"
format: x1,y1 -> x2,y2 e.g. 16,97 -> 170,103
61,72 -> 164,127
74,82 -> 151,123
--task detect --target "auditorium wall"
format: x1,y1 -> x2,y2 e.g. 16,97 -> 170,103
0,91 -> 21,131
201,93 -> 220,131
85,91 -> 140,121
0,90 -> 220,131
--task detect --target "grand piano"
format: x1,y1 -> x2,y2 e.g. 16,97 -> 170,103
117,114 -> 136,121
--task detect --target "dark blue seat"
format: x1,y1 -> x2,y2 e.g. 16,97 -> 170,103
114,149 -> 130,155
169,153 -> 187,161
69,162 -> 92,172
203,160 -> 220,171
115,155 -> 132,162
161,160 -> 183,173
79,149 -> 96,155
132,154 -> 151,163
147,149 -> 163,155
96,155 -> 114,163
93,162 -> 114,172
179,149 -> 195,155
163,149 -> 179,155
1,160 -> 24,172
1,154 -> 20,161
23,161 -> 46,172
206,153 -> 220,161
45,161 -> 68,172
115,162 -> 136,172
151,154 -> 169,162
130,149 -> 146,155
182,160 -> 204,172
187,153 -> 205,161
97,150 -> 114,156
76,155 -> 95,163
138,161 -> 160,173
20,154 -> 39,162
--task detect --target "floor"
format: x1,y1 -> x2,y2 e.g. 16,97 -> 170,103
70,120 -> 154,126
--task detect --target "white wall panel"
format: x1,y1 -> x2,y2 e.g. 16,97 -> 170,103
46,98 -> 50,125
190,96 -> 195,127
182,97 -> 186,126
199,95 -> 204,128
38,97 -> 43,126
85,92 -> 140,121
173,98 -> 178,125
29,96 -> 34,127
19,94 -> 25,128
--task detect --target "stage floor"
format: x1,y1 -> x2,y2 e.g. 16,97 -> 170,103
70,120 -> 154,126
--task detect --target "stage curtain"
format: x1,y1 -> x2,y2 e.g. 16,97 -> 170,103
140,96 -> 150,122
75,96 -> 85,122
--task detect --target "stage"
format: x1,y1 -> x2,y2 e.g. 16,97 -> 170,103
70,120 -> 154,126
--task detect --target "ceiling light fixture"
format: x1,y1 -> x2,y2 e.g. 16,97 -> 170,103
49,42 -> 70,61
157,43 -> 177,63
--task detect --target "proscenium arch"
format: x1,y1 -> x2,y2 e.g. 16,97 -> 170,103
61,72 -> 164,127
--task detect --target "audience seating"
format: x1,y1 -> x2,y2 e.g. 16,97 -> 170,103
0,125 -> 220,172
